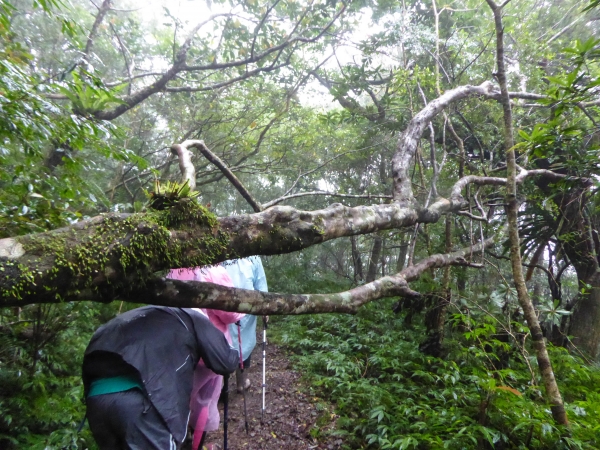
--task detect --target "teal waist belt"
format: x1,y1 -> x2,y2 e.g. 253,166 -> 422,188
88,375 -> 143,398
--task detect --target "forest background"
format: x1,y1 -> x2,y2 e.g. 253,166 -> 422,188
1,0 -> 600,448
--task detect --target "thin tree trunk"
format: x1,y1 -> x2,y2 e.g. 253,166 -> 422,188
366,236 -> 383,283
381,238 -> 387,277
568,273 -> 600,358
486,0 -> 568,426
396,237 -> 408,272
420,214 -> 452,356
351,236 -> 364,282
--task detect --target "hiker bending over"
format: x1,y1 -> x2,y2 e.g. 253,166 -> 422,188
223,256 -> 268,392
82,306 -> 239,450
168,266 -> 244,450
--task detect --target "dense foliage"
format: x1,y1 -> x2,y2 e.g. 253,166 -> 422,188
276,303 -> 600,449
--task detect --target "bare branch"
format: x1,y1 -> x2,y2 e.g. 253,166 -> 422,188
448,168 -> 589,206
269,147 -> 368,205
263,191 -> 392,208
90,3 -> 347,120
313,72 -> 385,122
170,144 -> 196,190
83,0 -> 113,65
104,72 -> 173,87
250,0 -> 282,59
164,60 -> 290,93
1,235 -> 493,312
473,187 -> 487,218
365,85 -> 386,121
575,102 -> 598,126
547,16 -> 584,45
391,82 -> 497,203
108,22 -> 134,95
450,175 -> 508,201
183,3 -> 347,73
504,91 -> 600,107
114,237 -> 495,314
456,210 -> 488,222
91,13 -> 235,120
175,140 -> 263,212
365,75 -> 393,86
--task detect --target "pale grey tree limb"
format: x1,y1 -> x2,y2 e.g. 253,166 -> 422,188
174,140 -> 263,212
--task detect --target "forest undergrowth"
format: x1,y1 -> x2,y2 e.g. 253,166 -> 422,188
1,277 -> 600,449
273,299 -> 600,449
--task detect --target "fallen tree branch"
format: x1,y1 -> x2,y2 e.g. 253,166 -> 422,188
0,194 -> 494,307
2,142 -> 579,308
1,237 -> 494,312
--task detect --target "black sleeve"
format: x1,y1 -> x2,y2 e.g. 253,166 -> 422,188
184,309 -> 239,375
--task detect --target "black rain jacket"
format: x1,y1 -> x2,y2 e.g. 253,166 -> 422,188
82,306 -> 239,443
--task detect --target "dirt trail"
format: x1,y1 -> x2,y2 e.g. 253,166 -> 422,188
204,343 -> 343,450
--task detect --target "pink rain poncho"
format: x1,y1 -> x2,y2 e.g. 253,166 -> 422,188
167,266 -> 244,450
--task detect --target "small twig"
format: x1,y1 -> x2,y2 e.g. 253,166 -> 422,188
456,210 -> 488,222
474,188 -> 487,219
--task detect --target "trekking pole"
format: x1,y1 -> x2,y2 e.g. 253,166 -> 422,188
223,374 -> 229,450
261,316 -> 268,424
236,321 -> 249,435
